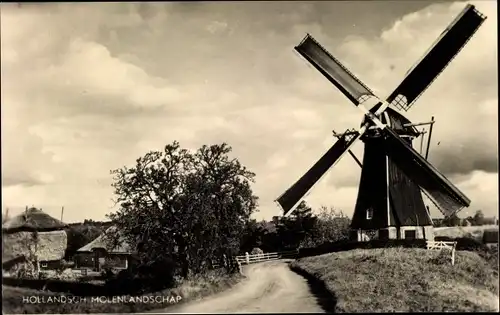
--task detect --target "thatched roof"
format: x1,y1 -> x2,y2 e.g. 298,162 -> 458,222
2,230 -> 67,264
2,208 -> 67,233
77,226 -> 131,254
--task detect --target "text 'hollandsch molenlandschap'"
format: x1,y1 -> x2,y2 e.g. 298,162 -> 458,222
22,295 -> 183,304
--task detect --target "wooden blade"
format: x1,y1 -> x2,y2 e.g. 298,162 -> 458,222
276,131 -> 362,216
295,34 -> 375,106
386,4 -> 486,111
383,128 -> 471,217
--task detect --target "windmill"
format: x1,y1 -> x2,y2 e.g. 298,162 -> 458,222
276,4 -> 486,242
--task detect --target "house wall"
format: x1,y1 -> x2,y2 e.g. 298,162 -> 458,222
39,260 -> 62,270
74,253 -> 94,269
74,252 -> 128,270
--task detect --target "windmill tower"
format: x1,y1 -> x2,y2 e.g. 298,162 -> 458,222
276,4 -> 486,242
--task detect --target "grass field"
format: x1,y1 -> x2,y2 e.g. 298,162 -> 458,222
434,224 -> 498,241
2,269 -> 243,314
291,247 -> 499,312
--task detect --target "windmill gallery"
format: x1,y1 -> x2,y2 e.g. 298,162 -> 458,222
276,4 -> 486,243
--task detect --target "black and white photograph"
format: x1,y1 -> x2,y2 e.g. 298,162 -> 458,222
1,1 -> 498,313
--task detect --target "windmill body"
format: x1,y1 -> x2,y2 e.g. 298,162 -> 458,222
276,4 -> 486,242
351,108 -> 433,242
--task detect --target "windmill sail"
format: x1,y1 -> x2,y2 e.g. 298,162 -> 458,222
386,4 -> 486,111
295,34 -> 375,105
382,128 -> 470,217
276,130 -> 361,215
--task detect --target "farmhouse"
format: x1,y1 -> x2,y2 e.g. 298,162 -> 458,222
2,207 -> 68,274
74,226 -> 131,272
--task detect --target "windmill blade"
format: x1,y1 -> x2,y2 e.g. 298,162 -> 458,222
382,127 -> 470,217
276,130 -> 362,216
386,4 -> 486,111
295,34 -> 376,106
276,101 -> 391,216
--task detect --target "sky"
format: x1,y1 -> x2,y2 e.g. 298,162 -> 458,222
1,1 -> 497,223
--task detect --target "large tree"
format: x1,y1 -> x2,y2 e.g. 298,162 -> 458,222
108,141 -> 258,280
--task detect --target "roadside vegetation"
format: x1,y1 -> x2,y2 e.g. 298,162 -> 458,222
2,269 -> 242,313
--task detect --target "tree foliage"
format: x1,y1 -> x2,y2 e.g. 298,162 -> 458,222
239,202 -> 352,252
472,210 -> 485,226
276,201 -> 317,249
107,141 -> 258,282
64,225 -> 103,260
312,206 -> 351,244
441,213 -> 461,227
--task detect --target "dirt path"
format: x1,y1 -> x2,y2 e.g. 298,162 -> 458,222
156,260 -> 326,313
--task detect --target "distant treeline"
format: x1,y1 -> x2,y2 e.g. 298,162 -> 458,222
432,210 -> 497,227
67,220 -> 113,228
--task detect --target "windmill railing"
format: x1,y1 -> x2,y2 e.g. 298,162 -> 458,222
426,240 -> 457,265
234,249 -> 299,265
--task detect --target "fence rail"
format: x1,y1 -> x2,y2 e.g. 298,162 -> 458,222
235,249 -> 299,265
426,240 -> 457,265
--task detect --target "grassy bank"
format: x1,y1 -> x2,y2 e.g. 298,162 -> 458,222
291,247 -> 499,312
2,269 -> 243,314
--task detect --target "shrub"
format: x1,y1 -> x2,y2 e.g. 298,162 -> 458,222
250,247 -> 264,255
105,256 -> 178,294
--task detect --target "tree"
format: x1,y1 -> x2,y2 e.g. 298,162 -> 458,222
240,219 -> 279,253
108,141 -> 257,283
310,205 -> 351,245
64,225 -> 103,260
472,210 -> 485,226
442,213 -> 461,227
277,201 -> 317,249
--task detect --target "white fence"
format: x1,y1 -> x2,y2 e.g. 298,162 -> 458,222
235,249 -> 299,265
426,241 -> 457,265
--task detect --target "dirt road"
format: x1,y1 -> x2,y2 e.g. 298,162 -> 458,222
158,260 -> 326,313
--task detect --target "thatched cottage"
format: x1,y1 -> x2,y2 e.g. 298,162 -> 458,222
2,207 -> 68,274
75,226 -> 131,272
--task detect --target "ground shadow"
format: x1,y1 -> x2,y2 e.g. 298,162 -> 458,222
288,262 -> 338,313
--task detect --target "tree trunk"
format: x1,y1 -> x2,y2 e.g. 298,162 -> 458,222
176,236 -> 190,279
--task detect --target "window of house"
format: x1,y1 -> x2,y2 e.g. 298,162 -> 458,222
366,208 -> 374,220
41,262 -> 48,268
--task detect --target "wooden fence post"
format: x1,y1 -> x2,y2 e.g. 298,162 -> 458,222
245,252 -> 250,264
451,242 -> 457,266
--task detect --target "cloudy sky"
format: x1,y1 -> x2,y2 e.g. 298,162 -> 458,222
1,1 -> 497,223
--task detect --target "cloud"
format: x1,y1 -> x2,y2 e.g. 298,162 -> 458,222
1,1 -> 497,222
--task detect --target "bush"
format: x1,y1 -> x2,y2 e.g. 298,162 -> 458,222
105,257 -> 177,294
250,247 -> 264,255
